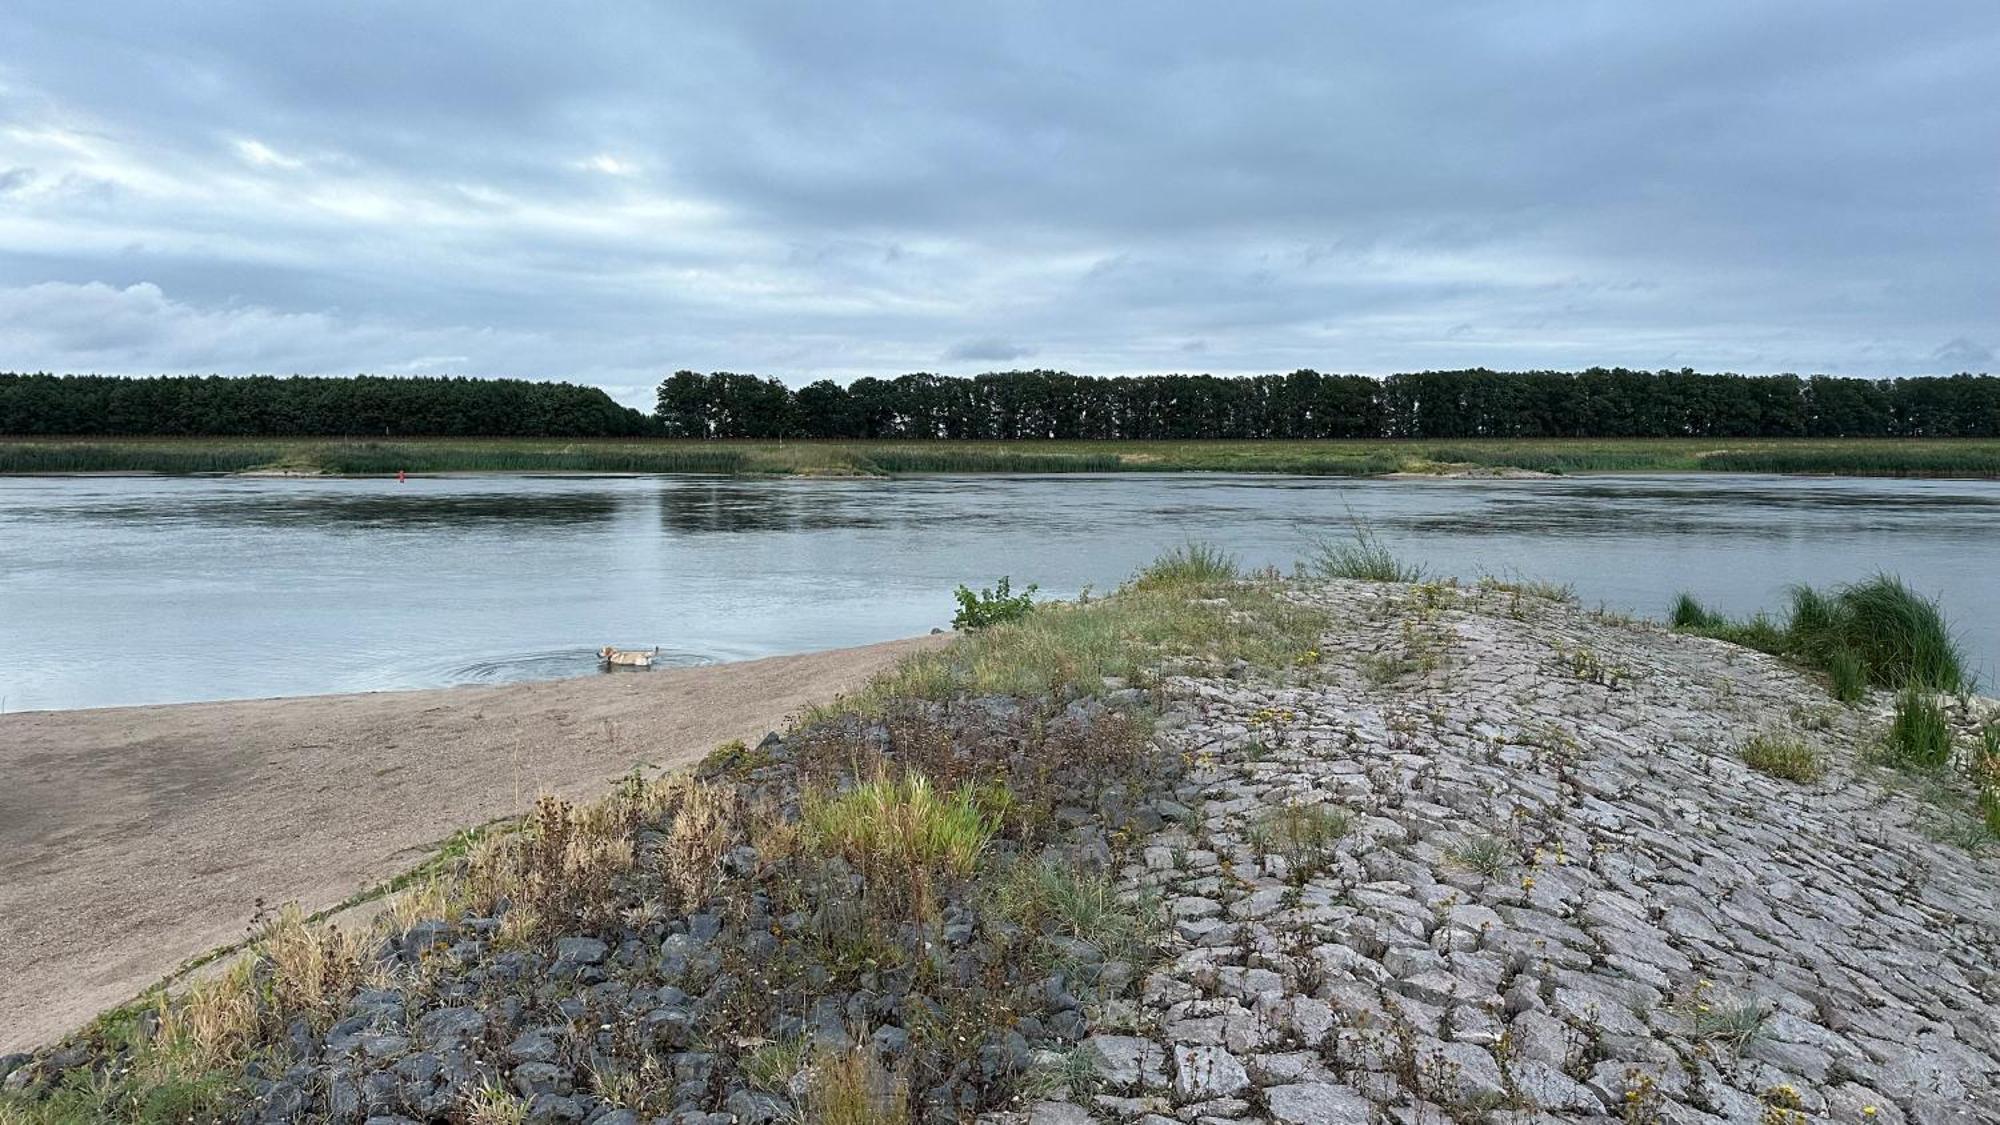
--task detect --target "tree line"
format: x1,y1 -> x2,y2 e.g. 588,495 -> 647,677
0,373 -> 652,437
658,368 -> 2000,440
3,368 -> 1995,440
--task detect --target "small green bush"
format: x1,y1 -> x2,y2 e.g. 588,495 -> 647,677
951,576 -> 1038,630
1883,688 -> 1953,770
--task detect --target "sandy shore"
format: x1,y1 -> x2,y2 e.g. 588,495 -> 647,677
0,637 -> 941,1053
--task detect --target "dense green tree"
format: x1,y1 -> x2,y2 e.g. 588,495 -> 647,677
8,368 -> 1994,441
0,373 -> 652,437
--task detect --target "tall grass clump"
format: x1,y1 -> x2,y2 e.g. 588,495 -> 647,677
804,773 -> 995,920
1311,524 -> 1423,582
989,861 -> 1158,968
1883,687 -> 1954,770
1817,576 -> 1965,694
1669,593 -> 1725,631
1823,647 -> 1868,704
1669,575 -> 1967,697
1133,541 -> 1239,588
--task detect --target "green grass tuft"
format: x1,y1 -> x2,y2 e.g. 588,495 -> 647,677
804,773 -> 996,921
1311,525 -> 1423,582
1669,574 -> 1967,697
1133,542 -> 1239,588
1444,834 -> 1510,877
1668,593 -> 1725,630
989,861 -> 1159,969
1826,576 -> 1965,694
1824,647 -> 1867,703
1740,734 -> 1825,783
1883,688 -> 1954,770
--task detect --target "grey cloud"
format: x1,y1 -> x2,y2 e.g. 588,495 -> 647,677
944,338 -> 1035,363
1932,337 -> 1994,372
0,1 -> 1993,400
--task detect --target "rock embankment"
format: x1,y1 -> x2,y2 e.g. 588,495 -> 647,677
1031,581 -> 1997,1123
8,575 -> 1994,1125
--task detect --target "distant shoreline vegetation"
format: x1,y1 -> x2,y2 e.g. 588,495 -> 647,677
2,368 -> 1998,478
4,368 -> 1998,443
4,436 -> 2000,479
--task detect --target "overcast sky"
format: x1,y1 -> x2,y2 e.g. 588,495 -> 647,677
1,3 -> 1994,407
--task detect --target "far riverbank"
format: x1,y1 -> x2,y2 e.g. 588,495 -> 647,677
5,435 -> 2000,478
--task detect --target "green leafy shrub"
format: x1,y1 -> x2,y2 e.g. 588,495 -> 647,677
951,576 -> 1038,631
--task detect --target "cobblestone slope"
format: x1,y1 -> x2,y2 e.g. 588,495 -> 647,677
1030,580 -> 1998,1124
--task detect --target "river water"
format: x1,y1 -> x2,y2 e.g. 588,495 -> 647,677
2,473 -> 1993,712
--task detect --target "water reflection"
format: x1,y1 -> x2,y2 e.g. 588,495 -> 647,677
18,491 -> 630,530
657,483 -> 884,534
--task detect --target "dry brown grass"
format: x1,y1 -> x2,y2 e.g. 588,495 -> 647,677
261,905 -> 374,1030
804,1045 -> 911,1125
659,778 -> 739,909
471,793 -> 639,939
151,961 -> 260,1073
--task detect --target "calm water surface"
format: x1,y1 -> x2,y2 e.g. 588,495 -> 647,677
2,473 -> 1994,711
